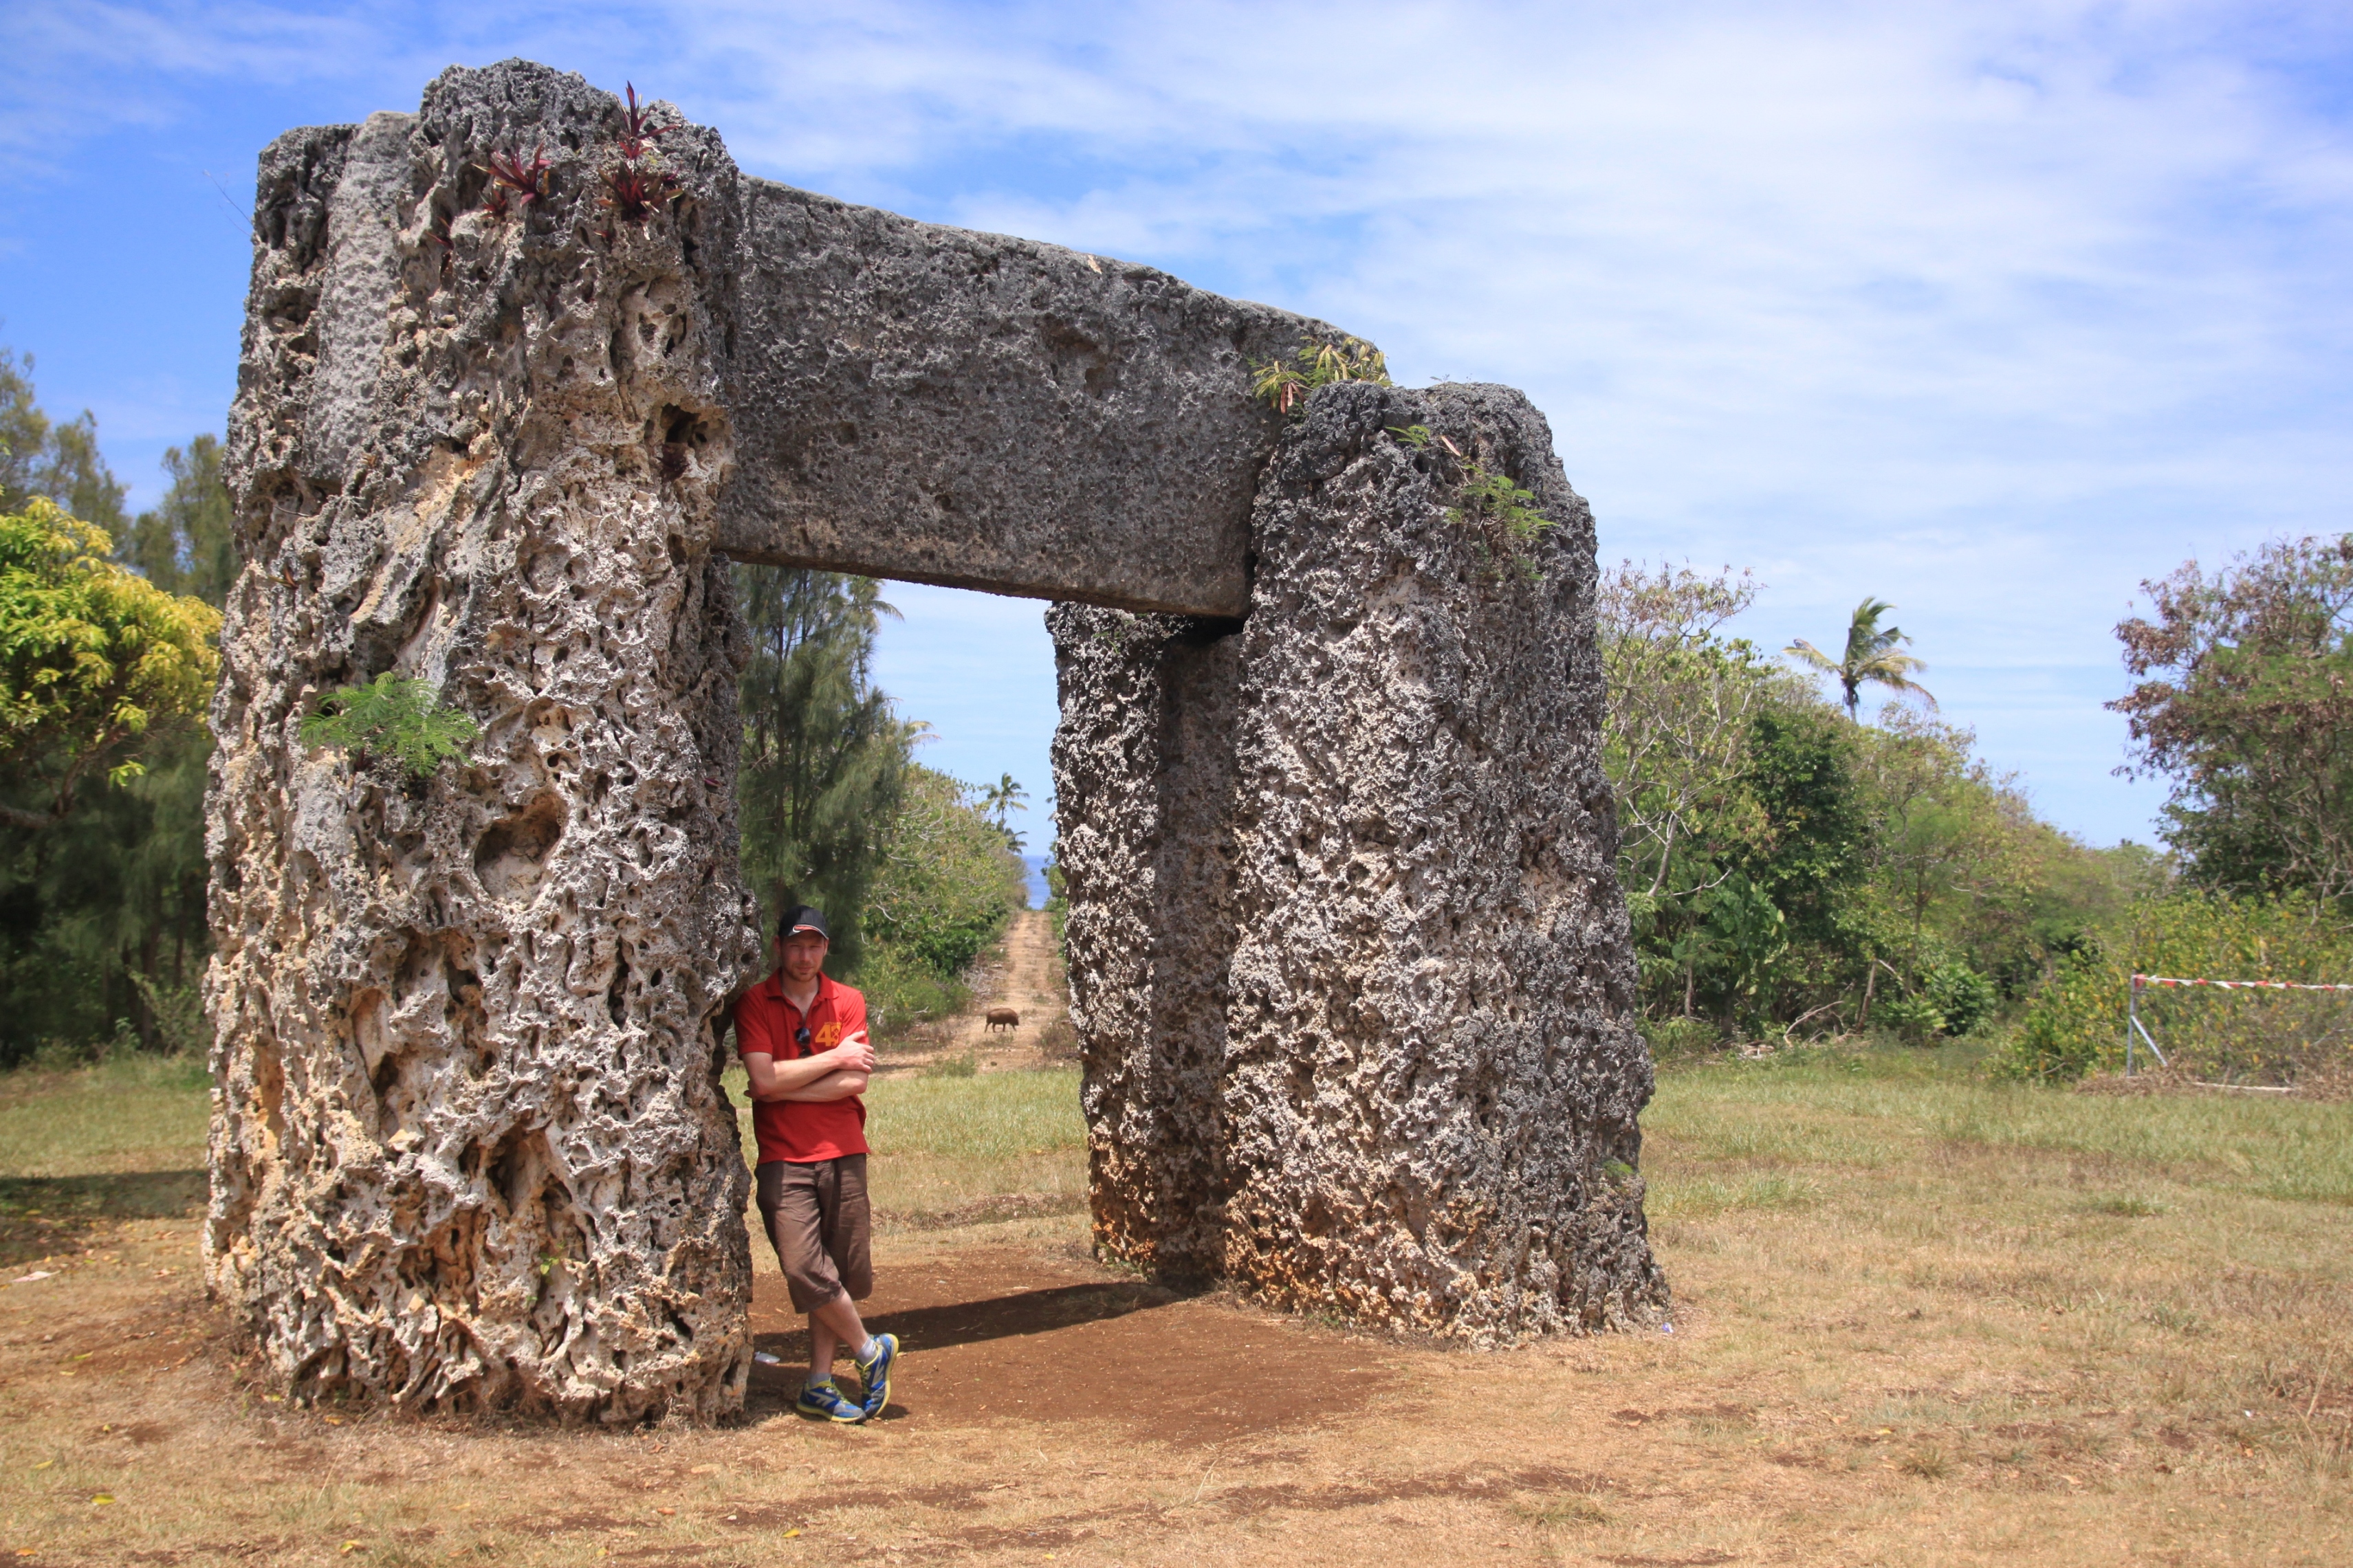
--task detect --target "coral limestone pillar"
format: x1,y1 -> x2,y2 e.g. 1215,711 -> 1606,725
206,63 -> 760,1420
1054,382 -> 1666,1343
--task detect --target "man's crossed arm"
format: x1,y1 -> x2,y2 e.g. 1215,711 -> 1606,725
742,1030 -> 875,1103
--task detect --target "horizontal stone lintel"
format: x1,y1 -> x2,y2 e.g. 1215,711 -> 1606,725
712,177 -> 1342,619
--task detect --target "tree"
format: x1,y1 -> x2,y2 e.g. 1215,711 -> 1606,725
979,772 -> 1029,850
1,373 -> 234,1061
1,728 -> 216,1061
0,500 -> 220,831
1599,562 -> 1780,1017
1735,700 -> 1868,1008
864,766 -> 1029,978
1853,711 -> 2018,957
1597,562 -> 1777,903
0,347 -> 127,537
1786,597 -> 1936,721
734,565 -> 920,967
1846,707 -> 2040,1023
2110,534 -> 2353,905
1594,559 -> 2141,1041
120,435 -> 235,604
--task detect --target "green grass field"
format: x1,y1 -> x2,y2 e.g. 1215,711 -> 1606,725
0,1058 -> 1092,1266
6,1041 -> 2344,1217
720,1061 -> 1086,1219
1648,1039 -> 2353,1206
0,1052 -> 210,1178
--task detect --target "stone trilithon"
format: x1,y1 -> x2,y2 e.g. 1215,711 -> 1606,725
205,59 -> 1665,1423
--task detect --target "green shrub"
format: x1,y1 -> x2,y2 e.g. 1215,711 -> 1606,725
1248,337 -> 1391,417
853,940 -> 969,1038
1876,993 -> 1945,1041
852,766 -> 1026,1034
1642,1015 -> 1721,1061
125,973 -> 208,1057
1923,962 -> 1996,1037
1446,463 -> 1555,551
298,673 -> 478,779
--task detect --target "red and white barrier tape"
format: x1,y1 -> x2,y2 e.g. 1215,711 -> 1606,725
2133,973 -> 2353,993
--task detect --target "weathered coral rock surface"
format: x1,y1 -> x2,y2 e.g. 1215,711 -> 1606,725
208,65 -> 763,1420
212,58 -> 1663,1420
1049,608 -> 1243,1281
1053,383 -> 1667,1342
716,189 -> 1336,616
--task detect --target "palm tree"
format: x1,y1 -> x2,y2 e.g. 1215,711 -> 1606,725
980,773 -> 1029,846
1786,597 -> 1936,721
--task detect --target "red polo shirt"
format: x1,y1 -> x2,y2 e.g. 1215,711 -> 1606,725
734,971 -> 870,1164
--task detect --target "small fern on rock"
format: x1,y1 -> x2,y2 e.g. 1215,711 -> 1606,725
300,673 -> 480,779
1443,450 -> 1555,584
1250,336 -> 1392,417
1448,465 -> 1554,549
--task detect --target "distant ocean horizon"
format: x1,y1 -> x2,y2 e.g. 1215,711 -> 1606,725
1021,852 -> 1052,909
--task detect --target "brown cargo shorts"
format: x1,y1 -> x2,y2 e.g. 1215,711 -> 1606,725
755,1156 -> 873,1314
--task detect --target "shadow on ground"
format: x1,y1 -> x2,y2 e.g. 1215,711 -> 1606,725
875,1279 -> 1178,1351
0,1170 -> 206,1269
747,1279 -> 1180,1376
743,1250 -> 1394,1437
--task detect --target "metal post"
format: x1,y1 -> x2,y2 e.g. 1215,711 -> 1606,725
2127,973 -> 2139,1077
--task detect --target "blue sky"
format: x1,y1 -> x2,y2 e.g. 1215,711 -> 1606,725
7,2 -> 2352,848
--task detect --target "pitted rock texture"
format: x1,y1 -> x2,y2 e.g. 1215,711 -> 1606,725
719,192 -> 1337,616
1222,382 -> 1665,1340
1052,382 -> 1666,1343
206,62 -> 763,1421
1049,607 -> 1242,1280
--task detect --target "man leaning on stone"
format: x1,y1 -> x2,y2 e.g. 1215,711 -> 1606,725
735,905 -> 899,1422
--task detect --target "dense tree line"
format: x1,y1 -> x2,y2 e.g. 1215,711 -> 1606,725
1600,562 -> 2151,1046
2006,532 -> 2353,1083
1605,536 -> 2353,1086
1,351 -> 226,1064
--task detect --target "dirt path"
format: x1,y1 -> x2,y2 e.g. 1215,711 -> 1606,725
882,907 -> 1069,1074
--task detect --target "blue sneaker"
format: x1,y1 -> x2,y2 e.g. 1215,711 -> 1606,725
855,1334 -> 898,1417
794,1380 -> 866,1424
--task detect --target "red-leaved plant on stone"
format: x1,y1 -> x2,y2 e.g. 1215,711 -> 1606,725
481,143 -> 553,217
600,163 -> 681,223
596,82 -> 681,235
617,82 -> 667,161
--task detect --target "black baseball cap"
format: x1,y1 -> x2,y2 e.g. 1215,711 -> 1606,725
777,905 -> 829,940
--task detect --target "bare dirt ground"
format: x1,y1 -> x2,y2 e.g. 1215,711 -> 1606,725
4,1201 -> 2345,1568
1,949 -> 2347,1565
